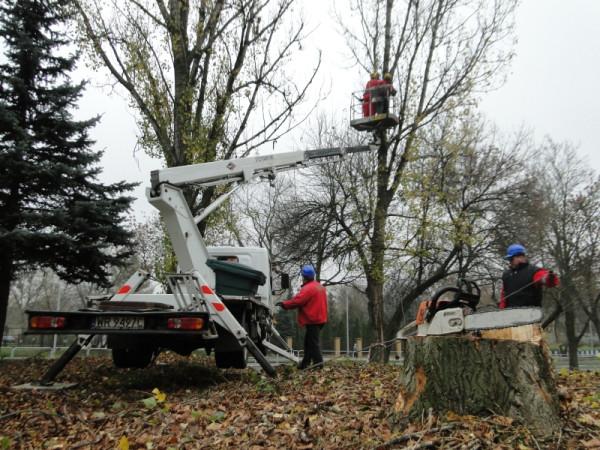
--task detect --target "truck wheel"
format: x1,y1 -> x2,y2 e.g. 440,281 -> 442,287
112,347 -> 155,368
215,348 -> 247,369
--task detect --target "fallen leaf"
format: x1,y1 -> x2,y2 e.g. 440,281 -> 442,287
445,411 -> 462,421
206,422 -> 222,431
0,436 -> 11,450
152,388 -> 167,403
579,414 -> 600,428
492,416 -> 514,427
210,411 -> 226,422
374,387 -> 384,399
582,438 -> 600,448
142,397 -> 157,409
118,435 -> 129,450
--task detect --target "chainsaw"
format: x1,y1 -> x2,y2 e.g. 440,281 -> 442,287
397,278 -> 543,339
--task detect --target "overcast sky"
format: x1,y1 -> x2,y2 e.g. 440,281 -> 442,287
78,0 -> 600,217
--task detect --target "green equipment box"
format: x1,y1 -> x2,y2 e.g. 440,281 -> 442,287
206,259 -> 266,297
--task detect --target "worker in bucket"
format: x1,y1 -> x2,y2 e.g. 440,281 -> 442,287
499,244 -> 559,309
276,265 -> 328,370
362,71 -> 382,117
377,72 -> 397,114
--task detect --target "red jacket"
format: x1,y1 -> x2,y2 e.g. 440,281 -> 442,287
281,280 -> 328,326
499,267 -> 559,309
363,79 -> 384,117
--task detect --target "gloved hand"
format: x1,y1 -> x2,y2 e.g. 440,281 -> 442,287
274,301 -> 285,309
539,270 -> 555,286
547,270 -> 558,285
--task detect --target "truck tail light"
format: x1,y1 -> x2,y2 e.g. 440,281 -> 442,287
167,317 -> 204,330
30,316 -> 66,329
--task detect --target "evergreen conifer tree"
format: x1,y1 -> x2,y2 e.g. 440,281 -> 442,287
0,0 -> 136,337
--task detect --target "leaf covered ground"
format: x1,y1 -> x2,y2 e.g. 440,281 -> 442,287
0,354 -> 599,449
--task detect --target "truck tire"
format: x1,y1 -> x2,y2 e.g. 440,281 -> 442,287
215,348 -> 247,369
112,347 -> 155,369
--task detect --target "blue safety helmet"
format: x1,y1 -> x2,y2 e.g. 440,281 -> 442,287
504,244 -> 527,260
301,265 -> 316,279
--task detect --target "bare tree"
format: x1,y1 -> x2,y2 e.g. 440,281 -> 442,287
223,169 -> 362,286
8,269 -> 107,335
535,141 -> 600,369
275,112 -> 529,360
73,0 -> 320,233
334,0 -> 518,360
129,213 -> 176,286
378,116 -> 531,349
7,271 -> 56,331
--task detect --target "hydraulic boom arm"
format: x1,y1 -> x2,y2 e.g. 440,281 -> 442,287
150,145 -> 372,193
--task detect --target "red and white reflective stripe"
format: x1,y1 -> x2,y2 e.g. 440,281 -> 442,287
211,302 -> 225,312
198,284 -> 224,312
117,285 -> 131,294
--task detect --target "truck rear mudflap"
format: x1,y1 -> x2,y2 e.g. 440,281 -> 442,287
25,309 -> 217,338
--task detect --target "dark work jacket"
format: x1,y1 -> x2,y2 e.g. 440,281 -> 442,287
501,262 -> 543,307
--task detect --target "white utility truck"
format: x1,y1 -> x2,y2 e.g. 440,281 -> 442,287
26,145 -> 373,381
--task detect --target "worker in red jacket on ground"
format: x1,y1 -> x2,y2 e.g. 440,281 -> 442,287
499,244 -> 559,309
362,71 -> 383,117
277,265 -> 328,369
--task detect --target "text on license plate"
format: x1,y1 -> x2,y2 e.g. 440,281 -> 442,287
93,317 -> 145,330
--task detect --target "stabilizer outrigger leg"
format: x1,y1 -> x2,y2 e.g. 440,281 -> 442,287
40,334 -> 94,385
245,339 -> 277,377
269,326 -> 292,351
262,326 -> 300,365
13,334 -> 94,390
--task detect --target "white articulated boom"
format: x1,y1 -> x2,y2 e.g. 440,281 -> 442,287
147,145 -> 372,287
146,145 -> 373,375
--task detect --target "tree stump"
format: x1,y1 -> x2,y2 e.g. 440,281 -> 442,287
394,324 -> 561,436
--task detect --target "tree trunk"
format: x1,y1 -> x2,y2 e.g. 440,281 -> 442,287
0,272 -> 11,346
582,293 -> 600,343
542,301 -> 562,329
563,302 -> 579,370
591,314 -> 600,343
367,141 -> 393,364
366,278 -> 386,363
0,256 -> 15,345
393,326 -> 561,436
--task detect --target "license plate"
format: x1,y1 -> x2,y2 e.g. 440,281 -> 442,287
93,316 -> 145,330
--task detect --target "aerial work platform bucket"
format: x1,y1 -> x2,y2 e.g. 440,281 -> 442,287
350,86 -> 398,132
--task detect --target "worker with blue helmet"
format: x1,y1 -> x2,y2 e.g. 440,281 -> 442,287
500,244 -> 559,309
301,264 -> 316,278
276,264 -> 328,370
504,243 -> 527,260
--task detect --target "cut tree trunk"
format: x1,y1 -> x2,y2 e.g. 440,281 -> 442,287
393,324 -> 561,436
